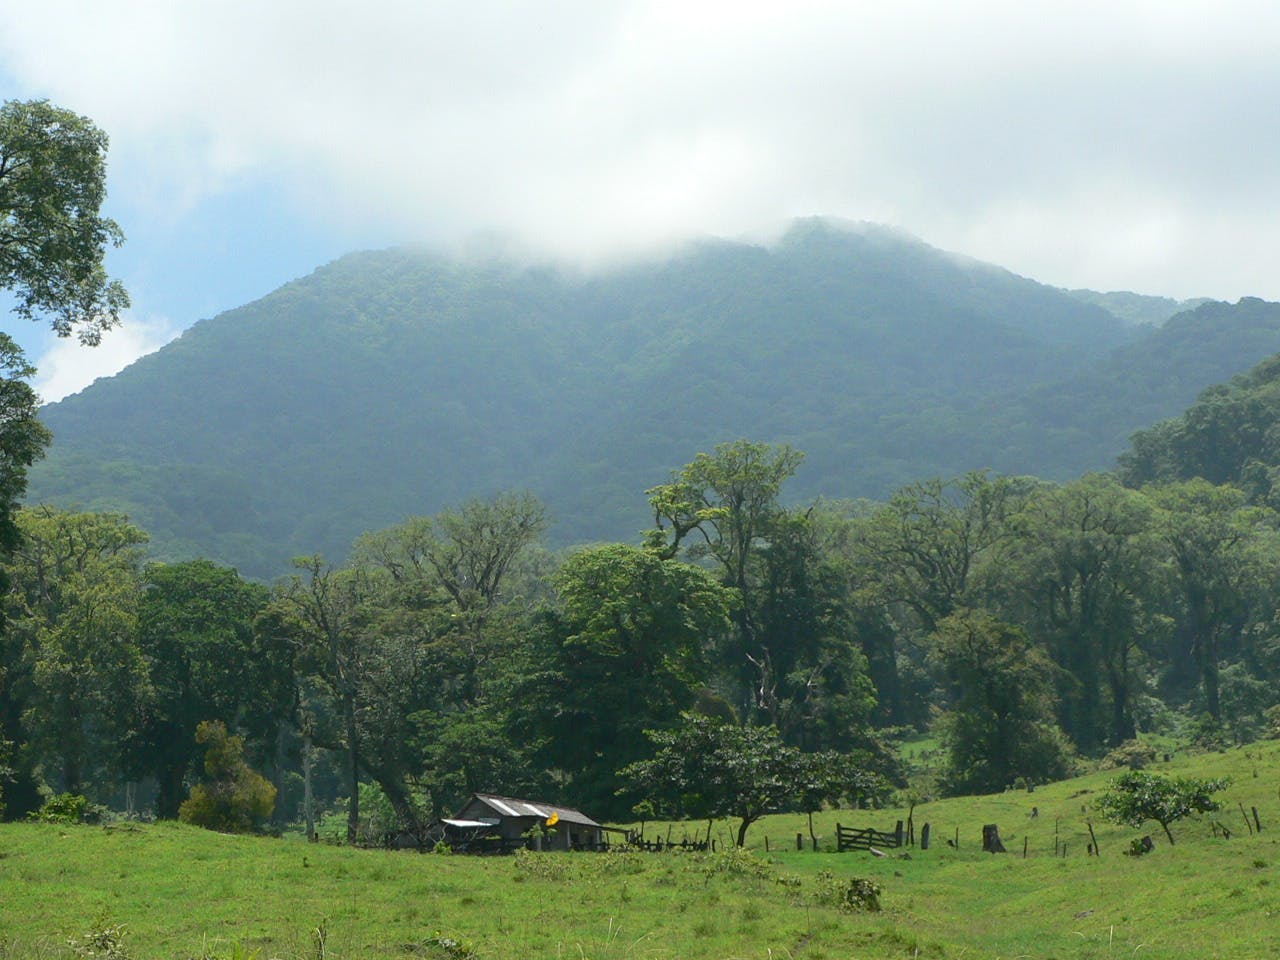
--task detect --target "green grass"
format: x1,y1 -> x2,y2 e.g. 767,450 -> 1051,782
3,741 -> 1279,959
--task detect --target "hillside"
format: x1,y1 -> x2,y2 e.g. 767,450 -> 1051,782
25,219 -> 1280,578
2,740 -> 1277,959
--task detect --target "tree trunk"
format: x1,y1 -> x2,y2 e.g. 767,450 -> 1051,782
982,824 -> 1007,853
343,691 -> 359,844
303,731 -> 315,842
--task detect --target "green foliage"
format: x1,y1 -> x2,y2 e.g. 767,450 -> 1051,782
519,544 -> 732,817
0,99 -> 129,343
622,714 -> 819,847
813,870 -> 882,912
930,610 -> 1075,795
4,507 -> 149,798
422,932 -> 479,960
28,792 -> 89,824
1099,739 -> 1158,771
134,559 -> 275,819
178,720 -> 276,833
66,914 -> 131,960
1096,771 -> 1229,845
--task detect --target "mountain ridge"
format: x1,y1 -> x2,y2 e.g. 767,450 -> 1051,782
27,219 -> 1280,579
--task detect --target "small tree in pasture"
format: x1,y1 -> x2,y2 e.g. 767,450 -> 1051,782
1096,771 -> 1229,846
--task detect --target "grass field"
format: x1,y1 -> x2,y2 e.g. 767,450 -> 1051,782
2,740 -> 1278,959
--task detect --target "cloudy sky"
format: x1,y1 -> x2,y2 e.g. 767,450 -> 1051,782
3,0 -> 1280,401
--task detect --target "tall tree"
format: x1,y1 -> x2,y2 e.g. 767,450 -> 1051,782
0,99 -> 129,343
522,543 -> 732,817
0,339 -> 47,815
1147,480 -> 1278,721
645,440 -> 805,717
2,507 -> 148,797
0,98 -> 125,813
133,560 -> 275,818
274,555 -> 371,843
352,492 -> 546,704
1004,475 -> 1157,748
929,609 -> 1074,795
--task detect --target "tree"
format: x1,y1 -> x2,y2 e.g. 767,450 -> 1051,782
0,98 -> 125,813
621,713 -> 807,847
2,507 -> 148,799
274,555 -> 371,843
178,720 -> 277,833
645,441 -> 806,720
0,99 -> 129,343
133,560 -> 275,818
1096,771 -> 1229,845
0,337 -> 46,817
351,492 -> 546,704
930,609 -> 1074,795
521,544 -> 732,817
1147,480 -> 1277,721
1004,475 -> 1158,748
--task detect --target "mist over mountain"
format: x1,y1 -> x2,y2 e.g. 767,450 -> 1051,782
26,219 -> 1280,579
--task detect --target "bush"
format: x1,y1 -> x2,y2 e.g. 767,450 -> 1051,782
1264,704 -> 1280,740
814,870 -> 882,912
29,792 -> 91,824
67,914 -> 130,960
179,721 -> 276,833
1100,740 -> 1158,771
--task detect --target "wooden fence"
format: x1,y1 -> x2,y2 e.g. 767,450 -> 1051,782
836,821 -> 904,852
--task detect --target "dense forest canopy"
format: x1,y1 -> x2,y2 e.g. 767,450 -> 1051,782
26,221 -> 1280,579
6,428 -> 1280,834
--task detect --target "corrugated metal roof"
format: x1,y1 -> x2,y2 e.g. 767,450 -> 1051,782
464,793 -> 603,829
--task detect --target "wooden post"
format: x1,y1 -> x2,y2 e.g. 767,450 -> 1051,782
797,833 -> 803,851
1239,803 -> 1255,836
1022,836 -> 1028,858
907,803 -> 915,847
1252,807 -> 1262,833
1087,821 -> 1100,857
764,836 -> 770,853
894,820 -> 904,847
920,823 -> 931,850
954,826 -> 959,848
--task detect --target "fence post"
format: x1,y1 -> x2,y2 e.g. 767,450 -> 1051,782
1253,807 -> 1263,833
894,820 -> 904,847
797,833 -> 803,851
920,823 -> 931,850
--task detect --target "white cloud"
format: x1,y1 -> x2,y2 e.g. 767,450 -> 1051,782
3,1 -> 1280,296
33,314 -> 181,404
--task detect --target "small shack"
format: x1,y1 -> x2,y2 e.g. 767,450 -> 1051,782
444,793 -> 607,852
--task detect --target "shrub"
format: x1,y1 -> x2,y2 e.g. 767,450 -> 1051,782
1100,739 -> 1158,771
67,915 -> 130,960
813,870 -> 882,912
179,720 -> 276,833
29,792 -> 95,824
1264,704 -> 1280,740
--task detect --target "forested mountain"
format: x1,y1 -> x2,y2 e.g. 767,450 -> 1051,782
25,219 -> 1280,579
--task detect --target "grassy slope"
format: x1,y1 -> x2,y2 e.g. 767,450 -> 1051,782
2,741 -> 1278,960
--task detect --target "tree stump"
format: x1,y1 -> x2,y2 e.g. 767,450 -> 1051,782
982,824 -> 1007,853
